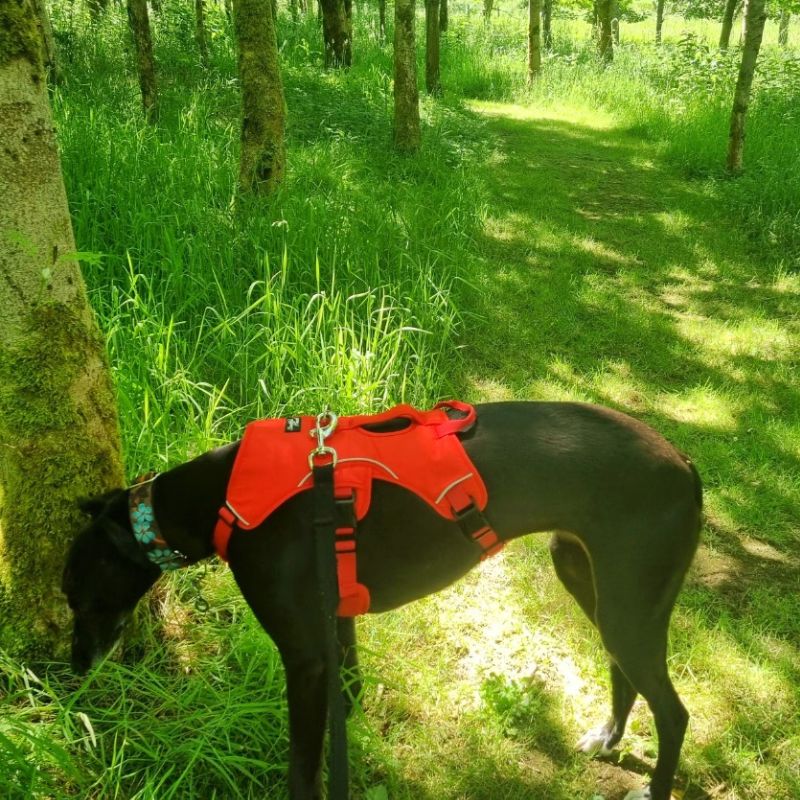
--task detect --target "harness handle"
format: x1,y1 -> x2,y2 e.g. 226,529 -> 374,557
337,401 -> 476,438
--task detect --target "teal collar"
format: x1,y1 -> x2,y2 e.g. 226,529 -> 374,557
128,475 -> 189,572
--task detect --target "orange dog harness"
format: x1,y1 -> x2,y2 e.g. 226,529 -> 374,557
214,401 -> 503,615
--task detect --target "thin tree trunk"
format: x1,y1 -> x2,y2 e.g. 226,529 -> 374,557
320,0 -> 352,66
597,0 -> 613,60
196,0 -> 210,67
87,0 -> 110,22
719,0 -> 739,48
542,0 -> 552,49
31,0 -> 59,82
727,0 -> 766,173
0,0 -> 125,658
379,0 -> 386,39
483,0 -> 493,23
528,0 -> 541,81
439,0 -> 447,33
393,0 -> 420,152
425,0 -> 441,95
778,10 -> 790,45
740,0 -> 750,42
126,0 -> 159,122
233,0 -> 286,193
290,0 -> 299,22
611,0 -> 620,44
655,0 -> 665,44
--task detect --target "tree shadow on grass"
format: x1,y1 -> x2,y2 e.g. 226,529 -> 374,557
456,105 -> 800,799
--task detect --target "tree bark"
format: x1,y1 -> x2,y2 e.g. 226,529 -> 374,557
425,0 -> 441,96
655,0 -> 665,44
727,0 -> 766,173
320,0 -> 352,67
393,0 -> 420,152
597,0 -> 613,61
611,0 -> 620,44
740,0 -> 750,42
778,10 -> 790,45
31,0 -> 58,82
196,0 -> 210,67
0,0 -> 125,658
439,0 -> 447,33
719,0 -> 739,49
483,0 -> 493,23
126,0 -> 159,122
527,0 -> 541,81
542,0 -> 552,49
233,0 -> 286,193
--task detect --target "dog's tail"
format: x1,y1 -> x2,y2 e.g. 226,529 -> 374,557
683,454 -> 703,512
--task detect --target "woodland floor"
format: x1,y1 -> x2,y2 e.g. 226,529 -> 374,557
355,103 -> 799,800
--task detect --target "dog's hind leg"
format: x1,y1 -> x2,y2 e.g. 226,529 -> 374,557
589,541 -> 694,800
337,617 -> 362,716
549,533 -> 637,756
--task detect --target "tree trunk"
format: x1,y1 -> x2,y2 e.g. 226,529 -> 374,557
542,0 -> 552,49
126,0 -> 159,122
379,0 -> 386,39
393,0 -> 420,152
655,0 -> 665,44
727,0 -> 766,173
778,10 -> 790,45
527,0 -> 541,81
31,0 -> 59,82
233,0 -> 286,193
290,0 -> 299,22
196,0 -> 210,67
425,0 -> 441,95
597,0 -> 613,61
0,0 -> 125,658
439,0 -> 447,33
483,0 -> 493,23
611,0 -> 620,44
719,0 -> 739,49
87,0 -> 110,23
740,0 -> 750,42
320,0 -> 352,66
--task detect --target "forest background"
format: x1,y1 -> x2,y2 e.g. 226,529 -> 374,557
1,0 -> 799,798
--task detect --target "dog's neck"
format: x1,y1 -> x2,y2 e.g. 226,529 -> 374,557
145,441 -> 241,564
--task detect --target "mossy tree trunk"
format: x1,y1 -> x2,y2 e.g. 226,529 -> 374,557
727,0 -> 766,173
126,0 -> 158,121
233,0 -> 286,193
393,0 -> 420,152
0,0 -> 125,658
31,0 -> 58,82
320,0 -> 352,66
611,0 -> 620,43
527,0 -> 541,81
542,0 -> 552,49
439,0 -> 447,32
597,0 -> 613,61
778,10 -> 790,45
483,0 -> 493,23
195,0 -> 210,67
740,0 -> 750,40
655,0 -> 665,43
425,0 -> 441,96
719,0 -> 739,49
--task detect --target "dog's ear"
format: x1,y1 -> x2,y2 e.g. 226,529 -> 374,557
79,489 -> 126,518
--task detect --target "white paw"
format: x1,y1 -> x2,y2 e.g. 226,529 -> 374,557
623,789 -> 651,800
576,725 -> 614,757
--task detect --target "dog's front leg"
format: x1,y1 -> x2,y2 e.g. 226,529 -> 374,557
285,654 -> 327,800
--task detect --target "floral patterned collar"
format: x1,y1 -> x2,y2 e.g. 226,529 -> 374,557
128,475 -> 189,572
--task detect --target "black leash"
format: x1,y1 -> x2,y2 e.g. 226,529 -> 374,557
312,458 -> 349,800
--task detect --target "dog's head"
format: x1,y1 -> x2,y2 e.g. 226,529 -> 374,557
62,489 -> 160,674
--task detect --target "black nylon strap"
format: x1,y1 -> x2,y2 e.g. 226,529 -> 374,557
312,461 -> 349,800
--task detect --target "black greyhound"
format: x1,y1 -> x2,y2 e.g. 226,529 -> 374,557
63,401 -> 702,800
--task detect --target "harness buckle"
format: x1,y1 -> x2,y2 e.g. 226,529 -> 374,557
309,409 -> 339,468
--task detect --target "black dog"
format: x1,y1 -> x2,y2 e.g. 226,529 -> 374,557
63,401 -> 702,800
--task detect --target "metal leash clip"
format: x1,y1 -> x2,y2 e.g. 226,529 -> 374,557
309,409 -> 339,468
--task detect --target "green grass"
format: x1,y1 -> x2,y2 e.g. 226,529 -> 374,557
2,2 -> 800,799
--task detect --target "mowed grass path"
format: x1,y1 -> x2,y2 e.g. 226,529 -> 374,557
357,104 -> 799,800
